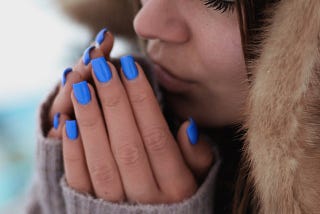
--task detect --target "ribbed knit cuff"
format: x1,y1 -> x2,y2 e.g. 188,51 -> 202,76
37,139 -> 65,214
60,160 -> 220,214
35,82 -> 66,214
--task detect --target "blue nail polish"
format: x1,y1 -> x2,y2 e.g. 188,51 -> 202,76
53,113 -> 60,129
73,81 -> 91,105
83,46 -> 95,66
95,28 -> 108,45
120,55 -> 138,80
62,67 -> 72,86
66,120 -> 78,140
187,118 -> 199,145
92,57 -> 112,83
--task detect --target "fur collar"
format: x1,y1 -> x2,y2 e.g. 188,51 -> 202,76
244,0 -> 320,213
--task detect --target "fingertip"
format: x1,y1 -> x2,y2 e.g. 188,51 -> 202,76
71,81 -> 99,108
91,57 -> 113,84
186,118 -> 199,145
53,112 -> 61,130
65,120 -> 78,140
177,118 -> 199,147
99,31 -> 115,57
48,113 -> 70,139
120,55 -> 139,80
177,118 -> 214,180
95,28 -> 109,46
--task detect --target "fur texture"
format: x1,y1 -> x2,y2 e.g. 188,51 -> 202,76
244,0 -> 320,213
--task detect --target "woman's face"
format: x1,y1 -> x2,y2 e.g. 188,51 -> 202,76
134,0 -> 249,127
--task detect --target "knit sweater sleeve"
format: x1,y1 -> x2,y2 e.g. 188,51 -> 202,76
59,159 -> 220,214
25,79 -> 221,214
24,83 -> 66,214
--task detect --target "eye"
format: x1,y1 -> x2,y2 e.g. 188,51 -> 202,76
202,0 -> 235,13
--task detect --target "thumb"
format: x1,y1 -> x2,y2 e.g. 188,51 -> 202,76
177,118 -> 215,182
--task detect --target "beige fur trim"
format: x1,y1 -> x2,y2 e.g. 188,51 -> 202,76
244,0 -> 320,213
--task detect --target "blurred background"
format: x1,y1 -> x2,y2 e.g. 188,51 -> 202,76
0,0 -> 136,213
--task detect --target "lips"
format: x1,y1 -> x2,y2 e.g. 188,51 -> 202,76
152,63 -> 194,93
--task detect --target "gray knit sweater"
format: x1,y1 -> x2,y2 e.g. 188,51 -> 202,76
24,62 -> 221,213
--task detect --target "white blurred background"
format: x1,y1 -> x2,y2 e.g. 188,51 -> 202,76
0,0 -> 130,213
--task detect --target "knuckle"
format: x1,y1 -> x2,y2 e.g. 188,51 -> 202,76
63,153 -> 82,164
65,71 -> 83,86
98,191 -> 125,203
91,163 -> 116,185
129,91 -> 149,105
67,180 -> 91,194
116,143 -> 141,167
143,127 -> 170,153
101,89 -> 123,108
168,182 -> 197,202
78,116 -> 100,130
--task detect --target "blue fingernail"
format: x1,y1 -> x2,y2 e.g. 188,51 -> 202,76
187,118 -> 199,145
120,55 -> 138,80
53,113 -> 60,129
92,57 -> 112,83
83,46 -> 95,66
73,81 -> 91,105
66,120 -> 78,140
62,67 -> 72,86
95,28 -> 108,45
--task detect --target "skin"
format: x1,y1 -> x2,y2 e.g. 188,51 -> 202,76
48,0 -> 249,204
135,0 -> 249,127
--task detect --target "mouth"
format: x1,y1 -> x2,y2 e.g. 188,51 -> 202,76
150,60 -> 195,93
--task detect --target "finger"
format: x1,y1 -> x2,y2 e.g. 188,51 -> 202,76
119,55 -> 197,201
48,113 -> 69,139
71,81 -> 125,202
177,118 -> 215,182
62,117 -> 93,195
90,58 -> 159,203
73,28 -> 115,81
49,29 -> 114,123
49,70 -> 83,121
94,28 -> 115,58
49,36 -> 109,123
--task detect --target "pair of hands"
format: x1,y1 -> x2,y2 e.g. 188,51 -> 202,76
48,28 -> 214,204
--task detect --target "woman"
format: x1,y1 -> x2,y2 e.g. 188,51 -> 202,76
25,0 -> 320,213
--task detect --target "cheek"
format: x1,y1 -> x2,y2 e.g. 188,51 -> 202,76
197,23 -> 245,87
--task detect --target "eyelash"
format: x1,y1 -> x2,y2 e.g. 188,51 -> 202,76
203,0 -> 235,13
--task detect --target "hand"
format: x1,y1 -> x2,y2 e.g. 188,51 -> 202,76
47,28 -> 114,133
49,29 -> 214,204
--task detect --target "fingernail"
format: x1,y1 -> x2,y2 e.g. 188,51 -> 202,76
83,46 -> 95,66
187,118 -> 199,145
120,55 -> 138,80
66,120 -> 78,140
62,67 -> 72,86
73,81 -> 91,105
92,57 -> 112,83
53,113 -> 60,129
95,28 -> 108,45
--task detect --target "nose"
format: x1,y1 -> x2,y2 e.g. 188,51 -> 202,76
133,0 -> 190,43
